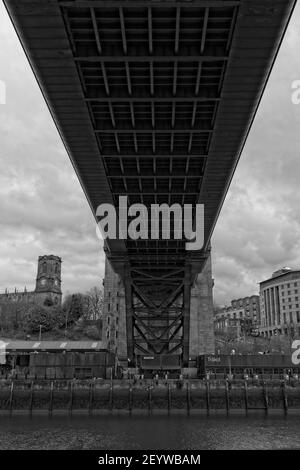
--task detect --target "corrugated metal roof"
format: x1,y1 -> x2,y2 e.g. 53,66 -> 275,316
4,341 -> 106,351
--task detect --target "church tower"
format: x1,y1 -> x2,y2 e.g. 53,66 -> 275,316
35,255 -> 62,306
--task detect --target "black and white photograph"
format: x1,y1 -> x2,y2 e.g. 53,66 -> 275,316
0,0 -> 300,460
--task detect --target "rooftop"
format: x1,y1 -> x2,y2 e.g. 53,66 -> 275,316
0,341 -> 107,352
260,269 -> 300,286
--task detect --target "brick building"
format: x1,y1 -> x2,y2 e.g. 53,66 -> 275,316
214,295 -> 260,336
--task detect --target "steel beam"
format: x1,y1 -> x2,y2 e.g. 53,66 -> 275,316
59,1 -> 240,7
124,264 -> 134,362
182,265 -> 191,365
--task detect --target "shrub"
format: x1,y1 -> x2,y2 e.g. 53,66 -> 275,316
14,331 -> 27,340
51,307 -> 65,329
24,305 -> 59,333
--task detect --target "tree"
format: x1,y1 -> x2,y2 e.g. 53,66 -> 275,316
24,305 -> 58,333
85,286 -> 103,321
62,293 -> 89,326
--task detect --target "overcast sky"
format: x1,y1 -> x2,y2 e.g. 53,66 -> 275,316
1,3 -> 300,304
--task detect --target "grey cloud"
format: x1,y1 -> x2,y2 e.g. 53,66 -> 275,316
1,3 -> 300,306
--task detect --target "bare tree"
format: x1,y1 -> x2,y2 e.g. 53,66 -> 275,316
85,286 -> 103,321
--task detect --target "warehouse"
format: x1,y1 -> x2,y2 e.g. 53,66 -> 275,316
0,341 -> 115,380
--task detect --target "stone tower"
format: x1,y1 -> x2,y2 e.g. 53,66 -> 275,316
35,255 -> 62,307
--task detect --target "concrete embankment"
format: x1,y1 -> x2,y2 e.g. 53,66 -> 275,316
0,379 -> 299,414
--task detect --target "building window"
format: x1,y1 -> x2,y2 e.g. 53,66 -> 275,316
288,284 -> 290,288
297,312 -> 300,323
116,317 -> 119,325
106,330 -> 110,339
108,303 -> 110,312
116,331 -> 118,339
295,283 -> 298,287
290,312 -> 293,323
107,317 -> 110,325
116,303 -> 119,311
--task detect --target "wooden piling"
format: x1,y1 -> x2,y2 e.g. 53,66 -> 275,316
88,382 -> 94,416
167,384 -> 171,414
129,385 -> 133,413
244,380 -> 248,415
148,384 -> 152,414
69,381 -> 74,416
205,380 -> 210,414
282,381 -> 288,415
29,381 -> 34,415
225,380 -> 230,415
186,382 -> 191,415
49,381 -> 54,417
263,381 -> 269,414
109,381 -> 113,411
9,381 -> 14,416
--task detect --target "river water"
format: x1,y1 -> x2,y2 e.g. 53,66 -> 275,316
0,413 -> 299,449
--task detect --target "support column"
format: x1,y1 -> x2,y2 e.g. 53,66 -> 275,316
189,253 -> 215,358
182,265 -> 191,366
124,264 -> 134,364
102,257 -> 127,364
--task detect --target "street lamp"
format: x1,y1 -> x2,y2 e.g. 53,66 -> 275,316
65,307 -> 70,338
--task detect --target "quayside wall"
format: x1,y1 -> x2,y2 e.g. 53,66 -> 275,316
0,379 -> 299,415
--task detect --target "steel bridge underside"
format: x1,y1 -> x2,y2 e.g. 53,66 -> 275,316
5,0 -> 296,364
